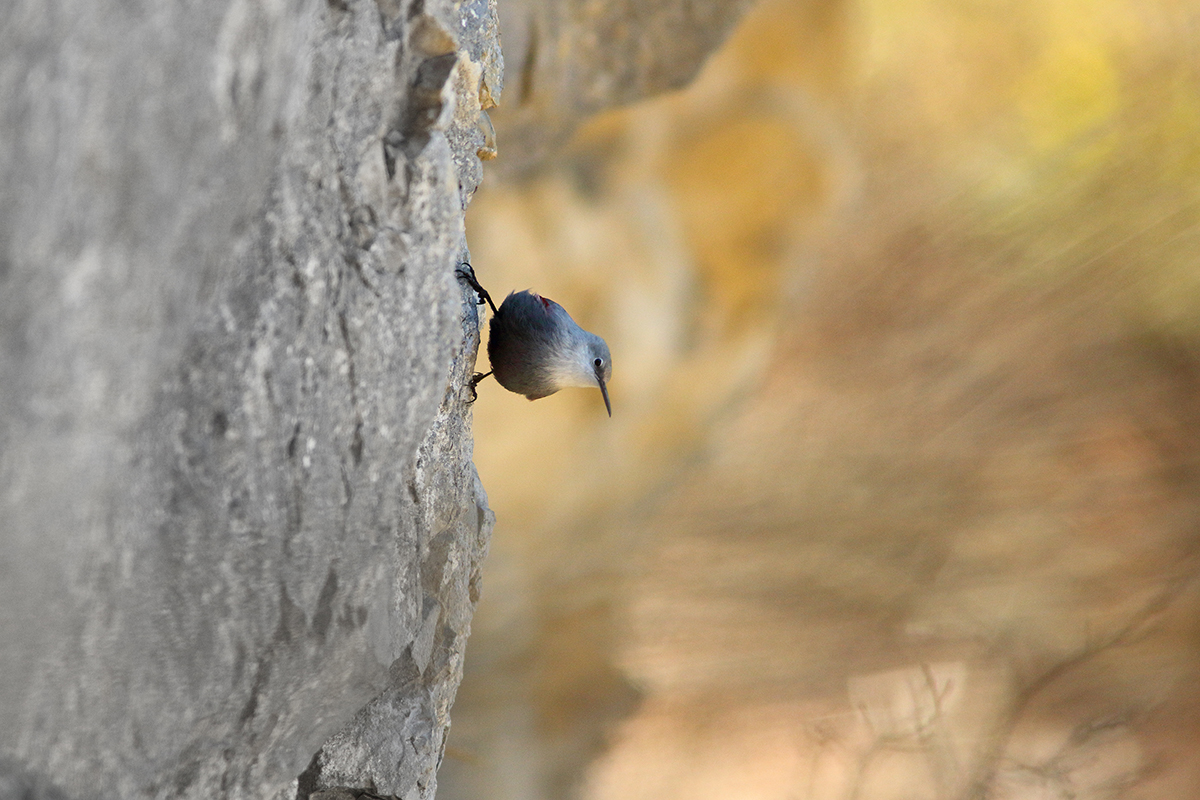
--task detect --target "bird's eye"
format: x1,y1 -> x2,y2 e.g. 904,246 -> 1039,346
593,358 -> 603,368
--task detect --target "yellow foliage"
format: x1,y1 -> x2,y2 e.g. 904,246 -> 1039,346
665,116 -> 823,334
1017,40 -> 1120,158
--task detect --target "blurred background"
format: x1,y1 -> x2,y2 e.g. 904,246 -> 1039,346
444,0 -> 1200,797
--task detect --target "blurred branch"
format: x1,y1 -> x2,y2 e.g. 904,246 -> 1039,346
960,566 -> 1200,800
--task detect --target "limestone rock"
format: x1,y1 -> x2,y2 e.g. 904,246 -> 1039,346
491,0 -> 756,171
0,0 -> 497,797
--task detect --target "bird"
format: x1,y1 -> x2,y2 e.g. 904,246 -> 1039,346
457,263 -> 613,416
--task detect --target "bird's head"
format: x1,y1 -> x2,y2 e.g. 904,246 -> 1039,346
587,337 -> 613,417
549,326 -> 613,417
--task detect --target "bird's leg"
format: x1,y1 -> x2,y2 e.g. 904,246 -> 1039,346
457,263 -> 495,404
467,370 -> 493,403
455,262 -> 497,314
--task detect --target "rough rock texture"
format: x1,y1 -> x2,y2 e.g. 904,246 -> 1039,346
0,0 -> 499,797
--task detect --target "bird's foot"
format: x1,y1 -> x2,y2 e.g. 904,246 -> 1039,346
466,370 -> 493,403
455,262 -> 497,314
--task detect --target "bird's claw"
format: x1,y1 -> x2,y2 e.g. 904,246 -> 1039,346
455,262 -> 497,313
466,370 -> 492,404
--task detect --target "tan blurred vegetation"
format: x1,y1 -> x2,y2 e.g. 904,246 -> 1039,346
444,0 -> 1200,797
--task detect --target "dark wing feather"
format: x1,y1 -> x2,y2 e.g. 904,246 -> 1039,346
487,291 -> 563,397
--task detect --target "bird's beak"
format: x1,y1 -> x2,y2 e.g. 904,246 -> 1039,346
597,376 -> 612,417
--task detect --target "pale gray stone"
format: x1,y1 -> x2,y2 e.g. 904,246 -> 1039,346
0,0 -> 751,794
0,0 -> 497,797
491,0 -> 756,171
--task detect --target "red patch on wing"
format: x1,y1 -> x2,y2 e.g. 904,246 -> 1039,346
533,293 -> 556,310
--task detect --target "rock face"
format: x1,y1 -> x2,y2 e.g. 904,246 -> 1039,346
491,0 -> 756,171
0,0 -> 499,797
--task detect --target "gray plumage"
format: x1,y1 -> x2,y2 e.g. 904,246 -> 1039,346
457,264 -> 613,416
488,290 -> 613,416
